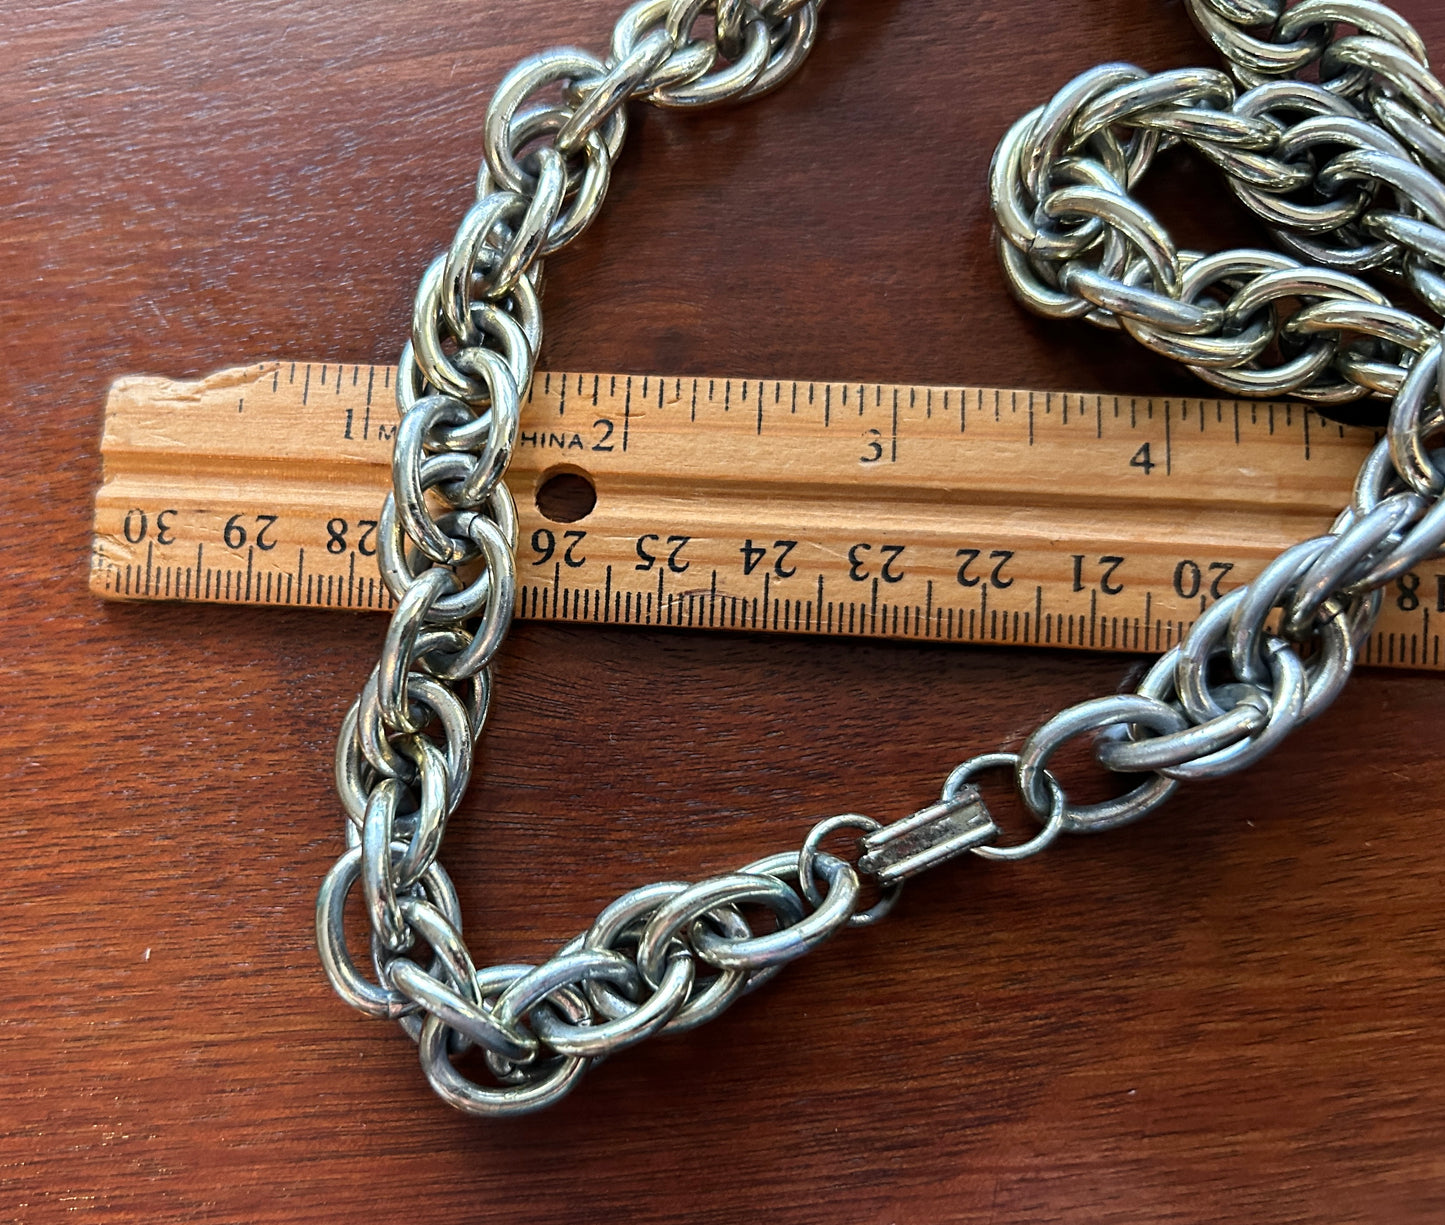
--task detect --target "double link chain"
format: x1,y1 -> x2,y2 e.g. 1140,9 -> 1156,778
317,0 -> 1445,1117
997,0 -> 1445,413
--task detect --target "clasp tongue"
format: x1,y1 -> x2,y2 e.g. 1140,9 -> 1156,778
856,789 -> 997,887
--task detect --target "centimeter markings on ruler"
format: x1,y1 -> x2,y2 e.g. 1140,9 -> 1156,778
90,360 -> 1445,672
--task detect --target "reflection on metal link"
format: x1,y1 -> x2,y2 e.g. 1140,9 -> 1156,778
997,3 -> 1445,409
856,792 -> 996,885
317,0 -> 1445,1116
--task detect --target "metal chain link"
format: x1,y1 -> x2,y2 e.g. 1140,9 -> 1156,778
996,0 -> 1445,412
318,0 -> 1445,1117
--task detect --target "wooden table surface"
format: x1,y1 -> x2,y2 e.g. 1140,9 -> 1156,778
5,2 -> 1444,1221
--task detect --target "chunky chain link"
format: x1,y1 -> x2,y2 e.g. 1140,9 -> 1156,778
997,0 -> 1445,412
318,0 -> 1445,1117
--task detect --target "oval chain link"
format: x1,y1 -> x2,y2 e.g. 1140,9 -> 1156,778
318,0 -> 1445,1116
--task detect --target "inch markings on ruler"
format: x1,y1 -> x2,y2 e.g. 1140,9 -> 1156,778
90,360 -> 1445,672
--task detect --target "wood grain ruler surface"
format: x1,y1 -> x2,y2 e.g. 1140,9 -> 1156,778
92,359 -> 1445,671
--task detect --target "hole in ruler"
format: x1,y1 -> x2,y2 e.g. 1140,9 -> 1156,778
535,467 -> 596,523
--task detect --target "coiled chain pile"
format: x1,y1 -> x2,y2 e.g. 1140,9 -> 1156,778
317,0 -> 1445,1117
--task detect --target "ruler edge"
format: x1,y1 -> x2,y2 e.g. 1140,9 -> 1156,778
88,362 -> 1443,674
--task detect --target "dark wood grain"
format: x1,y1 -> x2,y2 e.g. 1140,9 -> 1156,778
4,2 -> 1445,1221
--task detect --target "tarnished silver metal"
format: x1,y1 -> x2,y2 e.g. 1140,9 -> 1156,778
857,792 -> 997,886
997,3 -> 1445,411
317,0 -> 1445,1118
797,813 -> 900,926
939,752 -> 1069,863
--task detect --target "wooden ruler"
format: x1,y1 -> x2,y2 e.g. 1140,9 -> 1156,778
91,360 -> 1445,671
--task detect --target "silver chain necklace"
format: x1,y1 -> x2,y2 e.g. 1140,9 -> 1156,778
316,0 -> 1445,1116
